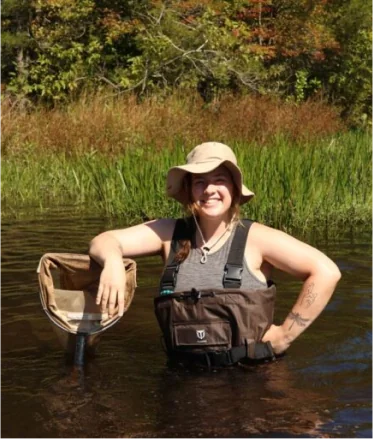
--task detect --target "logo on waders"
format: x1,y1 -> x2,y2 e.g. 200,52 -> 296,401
196,329 -> 206,341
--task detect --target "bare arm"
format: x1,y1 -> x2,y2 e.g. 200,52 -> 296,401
89,219 -> 176,317
250,223 -> 341,354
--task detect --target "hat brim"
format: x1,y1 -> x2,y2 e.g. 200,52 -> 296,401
167,160 -> 254,205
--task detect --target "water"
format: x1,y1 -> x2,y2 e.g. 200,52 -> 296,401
2,210 -> 371,438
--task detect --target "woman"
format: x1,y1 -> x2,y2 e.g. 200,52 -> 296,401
89,142 -> 341,366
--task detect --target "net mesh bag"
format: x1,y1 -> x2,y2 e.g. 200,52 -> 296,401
37,253 -> 136,349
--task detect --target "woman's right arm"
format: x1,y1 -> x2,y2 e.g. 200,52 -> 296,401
89,219 -> 176,317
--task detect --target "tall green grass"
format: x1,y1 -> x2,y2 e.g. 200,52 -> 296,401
2,131 -> 371,231
236,132 -> 372,231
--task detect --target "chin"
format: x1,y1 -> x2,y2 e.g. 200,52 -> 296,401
198,208 -> 230,219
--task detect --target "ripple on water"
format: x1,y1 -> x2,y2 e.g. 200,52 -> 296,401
1,211 -> 372,438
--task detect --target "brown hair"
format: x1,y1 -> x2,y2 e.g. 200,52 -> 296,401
175,170 -> 241,262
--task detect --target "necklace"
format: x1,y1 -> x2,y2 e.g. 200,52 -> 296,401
193,214 -> 234,264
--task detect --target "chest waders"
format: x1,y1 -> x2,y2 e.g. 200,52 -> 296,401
154,219 -> 276,369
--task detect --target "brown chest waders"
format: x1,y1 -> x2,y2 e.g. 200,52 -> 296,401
154,218 -> 276,369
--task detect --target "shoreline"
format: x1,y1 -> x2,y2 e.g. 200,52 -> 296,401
2,132 -> 371,232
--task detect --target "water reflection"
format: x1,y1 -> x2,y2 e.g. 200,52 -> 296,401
34,359 -> 331,438
152,361 -> 332,438
1,209 -> 371,438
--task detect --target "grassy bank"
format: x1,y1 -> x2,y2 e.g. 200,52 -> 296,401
2,131 -> 371,231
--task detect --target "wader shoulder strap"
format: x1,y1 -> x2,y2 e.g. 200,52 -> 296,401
159,218 -> 194,293
160,218 -> 254,291
223,219 -> 253,288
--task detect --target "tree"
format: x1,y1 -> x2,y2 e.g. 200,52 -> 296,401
119,1 -> 267,98
1,0 -> 35,86
2,0 -> 371,126
324,0 -> 372,126
4,0 -> 148,101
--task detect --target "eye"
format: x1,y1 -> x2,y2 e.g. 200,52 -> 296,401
192,178 -> 204,186
215,177 -> 228,184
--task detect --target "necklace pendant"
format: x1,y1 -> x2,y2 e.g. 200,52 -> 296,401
200,246 -> 209,264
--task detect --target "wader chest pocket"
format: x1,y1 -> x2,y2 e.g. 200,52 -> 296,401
174,321 -> 231,349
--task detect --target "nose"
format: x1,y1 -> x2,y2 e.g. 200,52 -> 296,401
203,181 -> 217,194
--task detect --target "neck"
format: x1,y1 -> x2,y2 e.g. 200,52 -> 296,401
194,214 -> 233,246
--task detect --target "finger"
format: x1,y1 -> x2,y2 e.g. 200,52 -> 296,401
117,287 -> 125,317
100,285 -> 110,312
96,283 -> 104,305
108,287 -> 118,318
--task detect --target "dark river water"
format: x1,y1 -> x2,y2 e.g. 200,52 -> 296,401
1,209 -> 372,438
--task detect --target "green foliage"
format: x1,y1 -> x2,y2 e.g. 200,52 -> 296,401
328,28 -> 372,127
120,4 -> 266,96
5,0 -> 147,101
1,0 -> 371,126
256,0 -> 339,98
321,0 -> 372,126
2,132 -> 371,231
1,0 -> 34,83
5,0 -> 92,99
294,70 -> 322,103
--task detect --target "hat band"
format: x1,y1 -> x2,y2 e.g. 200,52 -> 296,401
187,158 -> 235,165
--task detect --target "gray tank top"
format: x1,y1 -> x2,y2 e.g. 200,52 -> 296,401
174,225 -> 268,292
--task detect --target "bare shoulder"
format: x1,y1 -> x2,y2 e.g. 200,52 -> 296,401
247,222 -> 298,248
143,218 -> 177,242
248,222 -> 319,258
105,218 -> 177,258
108,218 -> 176,239
247,222 -> 340,280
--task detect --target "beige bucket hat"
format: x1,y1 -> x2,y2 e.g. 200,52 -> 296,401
167,142 -> 254,205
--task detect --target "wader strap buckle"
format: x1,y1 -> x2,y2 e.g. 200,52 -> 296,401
223,219 -> 253,289
254,341 -> 275,360
190,288 -> 202,300
208,350 -> 234,367
223,264 -> 244,288
246,341 -> 275,360
160,264 -> 179,291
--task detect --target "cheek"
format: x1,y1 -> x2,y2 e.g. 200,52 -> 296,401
222,184 -> 234,201
191,185 -> 203,201
190,189 -> 198,203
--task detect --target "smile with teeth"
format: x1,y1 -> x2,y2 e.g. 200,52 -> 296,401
200,198 -> 221,205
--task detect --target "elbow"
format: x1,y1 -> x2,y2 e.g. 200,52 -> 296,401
89,235 -> 100,258
307,257 -> 342,285
89,231 -> 122,261
333,266 -> 342,283
89,233 -> 108,258
328,267 -> 341,286
318,262 -> 342,285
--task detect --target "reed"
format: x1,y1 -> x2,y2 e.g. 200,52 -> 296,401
2,132 -> 371,231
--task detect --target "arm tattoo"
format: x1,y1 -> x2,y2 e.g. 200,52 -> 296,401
288,312 -> 310,330
300,282 -> 318,308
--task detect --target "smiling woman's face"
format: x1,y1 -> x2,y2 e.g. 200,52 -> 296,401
190,165 -> 234,220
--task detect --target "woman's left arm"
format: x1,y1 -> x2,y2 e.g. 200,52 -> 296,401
251,223 -> 342,355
